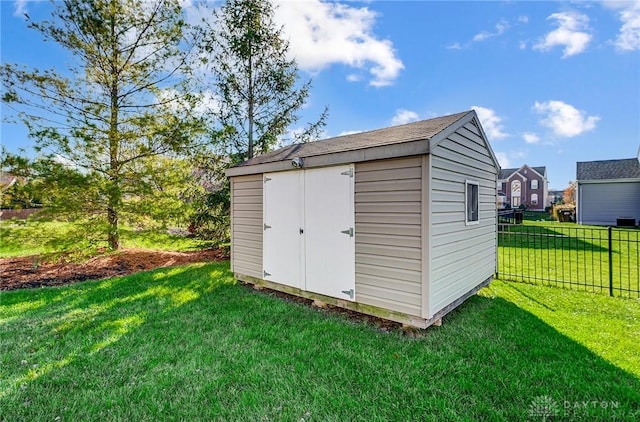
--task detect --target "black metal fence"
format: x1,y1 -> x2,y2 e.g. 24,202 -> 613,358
498,223 -> 640,298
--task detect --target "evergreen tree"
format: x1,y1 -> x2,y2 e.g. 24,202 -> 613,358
1,0 -> 203,249
200,0 -> 327,161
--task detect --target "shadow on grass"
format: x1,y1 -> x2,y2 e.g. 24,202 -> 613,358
1,264 -> 639,420
0,262 -> 234,397
499,224 -> 611,253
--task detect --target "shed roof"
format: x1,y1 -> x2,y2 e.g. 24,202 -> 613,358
577,158 -> 640,181
235,111 -> 471,168
226,110 -> 501,177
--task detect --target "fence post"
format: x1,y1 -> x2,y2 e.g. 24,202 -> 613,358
608,226 -> 613,297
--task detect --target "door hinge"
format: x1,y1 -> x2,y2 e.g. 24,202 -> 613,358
340,168 -> 354,177
340,227 -> 354,237
264,270 -> 271,278
264,177 -> 271,183
341,289 -> 354,299
264,223 -> 272,230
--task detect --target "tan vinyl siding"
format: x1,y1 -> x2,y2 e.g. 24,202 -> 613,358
231,174 -> 263,278
355,157 -> 423,316
428,121 -> 497,317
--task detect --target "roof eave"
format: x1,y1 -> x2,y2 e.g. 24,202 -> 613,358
525,165 -> 546,179
578,178 -> 640,184
429,110 -> 501,171
226,139 -> 430,177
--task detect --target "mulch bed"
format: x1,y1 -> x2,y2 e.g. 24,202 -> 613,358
0,248 -> 227,291
1,248 -> 415,333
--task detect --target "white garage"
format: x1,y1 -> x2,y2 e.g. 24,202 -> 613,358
577,155 -> 640,226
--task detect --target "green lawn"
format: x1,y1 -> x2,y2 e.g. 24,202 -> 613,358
0,220 -> 216,258
1,262 -> 639,420
499,221 -> 639,297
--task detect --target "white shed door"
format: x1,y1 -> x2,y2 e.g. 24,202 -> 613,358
263,171 -> 304,289
304,165 -> 355,301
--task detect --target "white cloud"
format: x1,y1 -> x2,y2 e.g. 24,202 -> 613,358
13,0 -> 28,16
523,132 -> 540,144
519,40 -> 528,50
471,106 -> 508,140
533,100 -> 600,137
157,88 -> 220,116
274,1 -> 404,87
533,11 -> 592,58
391,109 -> 419,126
338,130 -> 363,136
473,21 -> 509,42
602,0 -> 640,51
13,0 -> 46,17
53,153 -> 79,169
494,152 -> 511,168
449,17 -> 525,50
278,126 -> 327,147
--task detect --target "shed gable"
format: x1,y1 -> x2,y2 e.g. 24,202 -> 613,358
428,119 -> 498,317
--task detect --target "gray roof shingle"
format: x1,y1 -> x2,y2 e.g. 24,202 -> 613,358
577,158 -> 640,180
499,166 -> 546,180
235,111 -> 471,167
499,169 -> 515,179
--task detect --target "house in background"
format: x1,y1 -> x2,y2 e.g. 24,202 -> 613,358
547,190 -> 564,205
0,172 -> 18,193
576,149 -> 640,226
497,165 -> 549,210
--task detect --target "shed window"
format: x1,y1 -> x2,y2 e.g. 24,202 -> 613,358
466,181 -> 479,225
531,179 -> 538,189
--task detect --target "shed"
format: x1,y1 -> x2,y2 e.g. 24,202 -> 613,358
225,110 -> 500,328
576,152 -> 640,226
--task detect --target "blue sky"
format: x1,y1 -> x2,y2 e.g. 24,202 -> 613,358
2,0 -> 639,189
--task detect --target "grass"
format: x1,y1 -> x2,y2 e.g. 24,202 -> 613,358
1,261 -> 639,420
499,221 -> 640,297
522,210 -> 555,222
0,220 -> 216,258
